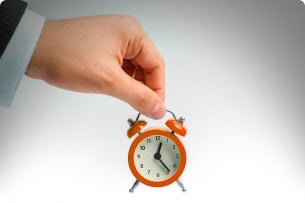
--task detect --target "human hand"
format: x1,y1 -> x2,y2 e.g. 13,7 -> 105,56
26,15 -> 166,119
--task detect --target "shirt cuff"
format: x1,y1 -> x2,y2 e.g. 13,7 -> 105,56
0,9 -> 45,107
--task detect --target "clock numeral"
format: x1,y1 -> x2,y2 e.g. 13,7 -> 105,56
173,163 -> 177,168
140,145 -> 145,150
146,138 -> 151,143
155,136 -> 160,140
147,170 -> 150,174
176,154 -> 179,159
140,163 -> 144,168
172,144 -> 176,149
137,154 -> 140,159
156,173 -> 160,177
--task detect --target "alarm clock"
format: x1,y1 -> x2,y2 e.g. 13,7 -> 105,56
126,110 -> 187,192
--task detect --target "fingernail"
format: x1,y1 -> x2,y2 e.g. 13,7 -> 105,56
150,103 -> 166,119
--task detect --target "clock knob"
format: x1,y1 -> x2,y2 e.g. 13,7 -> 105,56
165,118 -> 187,136
127,120 -> 147,138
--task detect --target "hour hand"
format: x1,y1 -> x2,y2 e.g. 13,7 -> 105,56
153,142 -> 162,160
156,142 -> 162,154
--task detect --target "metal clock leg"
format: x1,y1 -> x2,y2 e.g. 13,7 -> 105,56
176,179 -> 187,192
129,180 -> 140,193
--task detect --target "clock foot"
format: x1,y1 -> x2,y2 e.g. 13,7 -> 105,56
129,180 -> 140,193
176,179 -> 187,192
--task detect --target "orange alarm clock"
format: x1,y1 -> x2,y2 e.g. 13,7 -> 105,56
126,110 -> 187,192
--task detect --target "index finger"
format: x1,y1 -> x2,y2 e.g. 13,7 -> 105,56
132,36 -> 165,101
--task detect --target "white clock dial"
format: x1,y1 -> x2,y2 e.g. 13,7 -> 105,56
133,134 -> 181,182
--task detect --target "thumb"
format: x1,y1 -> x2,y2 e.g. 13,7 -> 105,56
113,73 -> 166,119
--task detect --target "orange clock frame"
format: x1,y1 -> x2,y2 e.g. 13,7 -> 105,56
128,127 -> 187,187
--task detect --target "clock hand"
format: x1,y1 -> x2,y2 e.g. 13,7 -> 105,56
153,143 -> 171,174
154,142 -> 162,159
156,142 -> 162,154
158,158 -> 171,174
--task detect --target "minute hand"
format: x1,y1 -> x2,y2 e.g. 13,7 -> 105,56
159,158 -> 171,174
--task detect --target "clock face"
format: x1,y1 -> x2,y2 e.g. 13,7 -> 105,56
128,129 -> 186,187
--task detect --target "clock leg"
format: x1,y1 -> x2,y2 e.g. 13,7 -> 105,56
176,179 -> 187,192
129,180 -> 140,193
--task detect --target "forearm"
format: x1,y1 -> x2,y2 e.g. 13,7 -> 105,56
0,1 -> 45,107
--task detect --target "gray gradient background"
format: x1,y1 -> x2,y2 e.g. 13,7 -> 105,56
1,0 -> 305,202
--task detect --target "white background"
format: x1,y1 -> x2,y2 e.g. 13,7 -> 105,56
1,1 -> 305,203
